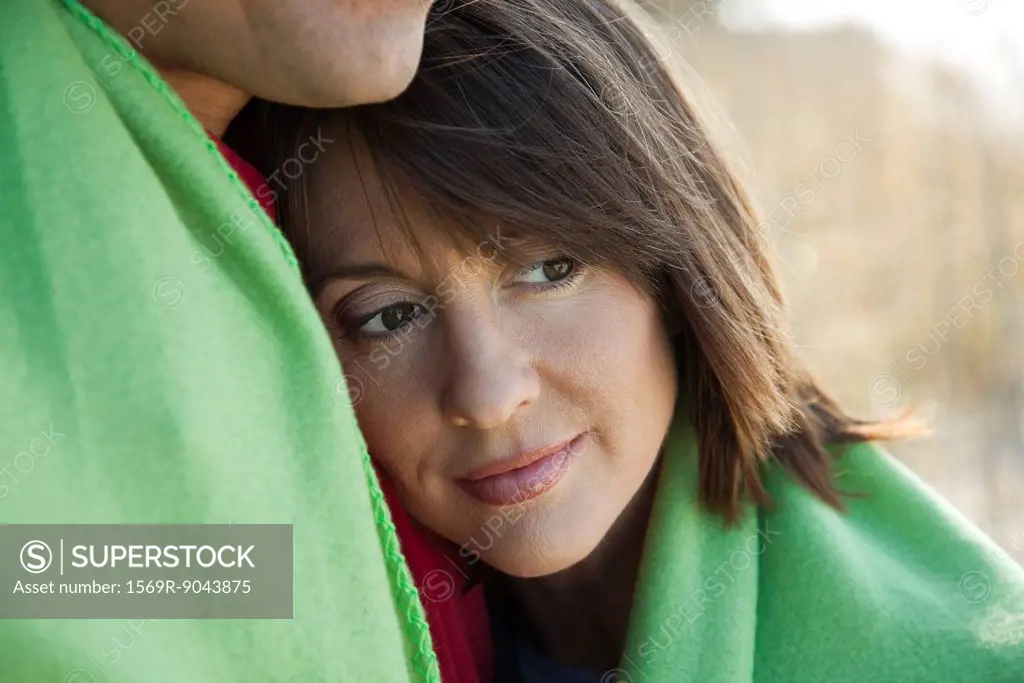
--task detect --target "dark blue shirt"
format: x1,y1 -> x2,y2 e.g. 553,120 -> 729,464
488,587 -> 606,683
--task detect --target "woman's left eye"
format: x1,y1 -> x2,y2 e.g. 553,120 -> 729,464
512,256 -> 579,286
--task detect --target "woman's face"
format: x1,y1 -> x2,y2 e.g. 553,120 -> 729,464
301,129 -> 679,577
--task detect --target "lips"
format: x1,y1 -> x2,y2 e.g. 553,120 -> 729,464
457,433 -> 586,506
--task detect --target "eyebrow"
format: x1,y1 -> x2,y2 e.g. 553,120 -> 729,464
307,235 -> 541,294
309,262 -> 414,294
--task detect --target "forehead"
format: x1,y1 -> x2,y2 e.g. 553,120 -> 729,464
301,124 -> 441,285
299,123 -> 535,289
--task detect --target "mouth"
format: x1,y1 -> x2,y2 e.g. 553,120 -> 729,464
456,433 -> 587,507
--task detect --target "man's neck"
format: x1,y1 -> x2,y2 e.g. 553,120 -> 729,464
158,67 -> 250,137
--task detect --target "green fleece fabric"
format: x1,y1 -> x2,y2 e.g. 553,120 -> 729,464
619,416 -> 1024,682
0,1 -> 439,681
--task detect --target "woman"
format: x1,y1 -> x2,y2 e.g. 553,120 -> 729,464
265,0 -> 1024,680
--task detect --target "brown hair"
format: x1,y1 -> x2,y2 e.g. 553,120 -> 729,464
257,0 -> 918,523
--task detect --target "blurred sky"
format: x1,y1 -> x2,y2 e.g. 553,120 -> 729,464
721,0 -> 1024,122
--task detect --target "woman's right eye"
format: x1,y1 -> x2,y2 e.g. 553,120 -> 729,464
348,301 -> 428,340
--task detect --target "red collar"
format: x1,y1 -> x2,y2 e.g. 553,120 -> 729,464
208,132 -> 276,222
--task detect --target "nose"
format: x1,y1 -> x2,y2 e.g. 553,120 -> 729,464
441,304 -> 540,430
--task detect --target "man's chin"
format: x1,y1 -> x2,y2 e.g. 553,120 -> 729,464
240,10 -> 428,109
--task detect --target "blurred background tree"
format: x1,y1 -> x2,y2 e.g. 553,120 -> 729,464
641,0 -> 1024,558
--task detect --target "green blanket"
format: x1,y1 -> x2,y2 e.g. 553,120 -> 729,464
0,1 -> 438,681
619,416 -> 1024,682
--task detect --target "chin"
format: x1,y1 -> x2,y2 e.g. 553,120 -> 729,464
483,536 -> 600,579
279,21 -> 426,108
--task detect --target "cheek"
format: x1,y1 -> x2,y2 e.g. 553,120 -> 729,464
524,277 -> 677,438
332,336 -> 437,488
343,356 -> 460,534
